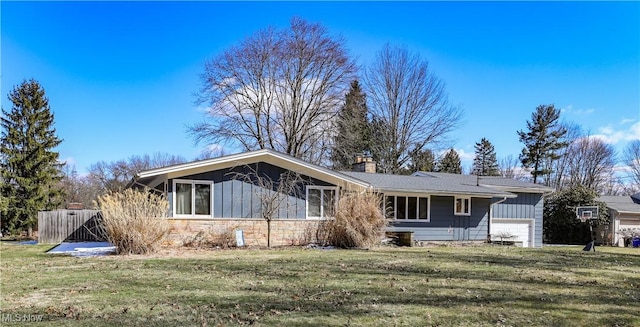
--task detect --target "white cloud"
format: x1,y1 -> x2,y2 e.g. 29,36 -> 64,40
456,148 -> 475,162
592,121 -> 640,144
620,118 -> 635,125
561,104 -> 595,116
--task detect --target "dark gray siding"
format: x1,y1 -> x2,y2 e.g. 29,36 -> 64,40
389,196 -> 490,242
492,193 -> 541,219
168,162 -> 332,219
492,192 -> 544,248
534,196 -> 543,248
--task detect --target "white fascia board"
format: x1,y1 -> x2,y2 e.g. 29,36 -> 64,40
136,149 -> 369,189
480,185 -> 553,194
372,187 -> 516,199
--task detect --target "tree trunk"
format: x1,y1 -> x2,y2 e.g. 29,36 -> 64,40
267,219 -> 271,248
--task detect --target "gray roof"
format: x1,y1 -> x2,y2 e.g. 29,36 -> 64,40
596,194 -> 640,214
412,172 -> 554,193
341,171 -> 516,197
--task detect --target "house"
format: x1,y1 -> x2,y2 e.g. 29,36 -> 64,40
131,149 -> 551,247
596,193 -> 640,246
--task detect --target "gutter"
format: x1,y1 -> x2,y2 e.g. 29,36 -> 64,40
488,196 -> 510,241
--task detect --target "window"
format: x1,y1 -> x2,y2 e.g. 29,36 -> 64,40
455,196 -> 471,216
174,180 -> 213,217
306,186 -> 337,219
384,195 -> 430,221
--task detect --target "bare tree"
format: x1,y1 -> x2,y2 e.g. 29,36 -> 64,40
59,164 -> 102,209
623,140 -> 640,191
563,136 -> 617,193
229,165 -> 302,247
193,18 -> 357,165
548,121 -> 582,190
499,155 -> 529,181
365,44 -> 462,174
88,153 -> 186,194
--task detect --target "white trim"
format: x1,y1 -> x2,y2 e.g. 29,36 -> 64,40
305,186 -> 338,219
172,179 -> 214,218
383,193 -> 431,222
454,196 -> 471,216
137,149 -> 369,189
480,185 -> 553,194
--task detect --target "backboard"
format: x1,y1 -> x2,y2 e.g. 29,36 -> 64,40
576,206 -> 599,223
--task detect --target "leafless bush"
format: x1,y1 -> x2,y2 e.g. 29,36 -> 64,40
325,191 -> 387,248
183,225 -> 238,249
95,189 -> 170,254
492,232 -> 515,245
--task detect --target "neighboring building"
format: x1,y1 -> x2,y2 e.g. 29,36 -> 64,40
131,149 -> 551,247
596,193 -> 640,247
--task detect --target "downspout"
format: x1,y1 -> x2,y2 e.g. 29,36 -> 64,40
488,196 -> 509,242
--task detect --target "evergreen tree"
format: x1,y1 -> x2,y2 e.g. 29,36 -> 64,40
408,148 -> 436,173
517,104 -> 568,184
331,80 -> 372,170
472,138 -> 499,176
1,79 -> 64,234
543,185 -> 608,244
436,149 -> 462,174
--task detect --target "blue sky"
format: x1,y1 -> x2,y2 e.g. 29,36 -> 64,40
2,1 -> 639,175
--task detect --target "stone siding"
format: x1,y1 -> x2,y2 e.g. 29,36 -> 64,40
167,219 -> 325,247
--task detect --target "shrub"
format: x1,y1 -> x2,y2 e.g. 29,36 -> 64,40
325,191 -> 387,248
96,189 -> 170,254
183,225 -> 238,249
543,185 -> 609,244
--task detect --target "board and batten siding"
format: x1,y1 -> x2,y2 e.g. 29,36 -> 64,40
389,196 -> 490,242
492,192 -> 544,248
167,162 -> 332,219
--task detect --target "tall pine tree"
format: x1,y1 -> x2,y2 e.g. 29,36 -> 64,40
331,80 -> 372,170
517,104 -> 568,184
436,149 -> 462,174
472,138 -> 499,176
1,79 -> 64,234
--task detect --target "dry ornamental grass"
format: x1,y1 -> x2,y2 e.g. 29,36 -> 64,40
95,189 -> 170,254
326,191 -> 387,248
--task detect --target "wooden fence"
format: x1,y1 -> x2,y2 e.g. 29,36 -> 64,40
37,210 -> 106,244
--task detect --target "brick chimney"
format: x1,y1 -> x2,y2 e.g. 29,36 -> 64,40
351,152 -> 376,173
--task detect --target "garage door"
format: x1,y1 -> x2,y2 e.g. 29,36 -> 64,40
620,219 -> 640,230
491,219 -> 533,247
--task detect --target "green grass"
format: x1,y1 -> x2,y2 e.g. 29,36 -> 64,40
1,243 -> 639,326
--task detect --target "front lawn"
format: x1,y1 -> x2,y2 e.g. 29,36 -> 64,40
1,244 -> 638,326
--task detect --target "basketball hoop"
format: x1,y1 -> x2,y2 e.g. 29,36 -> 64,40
576,206 -> 598,223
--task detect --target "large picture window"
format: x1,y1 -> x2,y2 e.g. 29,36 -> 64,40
174,180 -> 213,217
454,196 -> 471,216
384,195 -> 430,221
306,186 -> 337,219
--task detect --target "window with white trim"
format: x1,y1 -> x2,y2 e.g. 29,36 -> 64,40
454,196 -> 471,216
173,180 -> 213,217
384,195 -> 430,221
306,186 -> 337,219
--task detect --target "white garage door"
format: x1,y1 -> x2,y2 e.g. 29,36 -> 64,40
491,219 -> 533,247
620,219 -> 640,230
